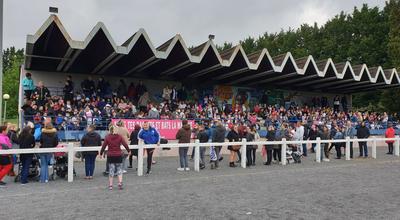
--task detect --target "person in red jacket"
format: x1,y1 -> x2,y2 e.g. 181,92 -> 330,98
100,125 -> 130,190
385,122 -> 396,155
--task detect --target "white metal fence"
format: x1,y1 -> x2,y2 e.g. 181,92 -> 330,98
0,136 -> 399,182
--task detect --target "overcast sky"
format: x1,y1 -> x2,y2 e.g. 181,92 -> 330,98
3,0 -> 386,50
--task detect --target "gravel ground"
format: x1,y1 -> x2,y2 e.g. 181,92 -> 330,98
1,147 -> 400,220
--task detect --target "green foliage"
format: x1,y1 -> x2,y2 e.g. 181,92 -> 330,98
2,47 -> 24,119
380,0 -> 400,113
215,2 -> 400,112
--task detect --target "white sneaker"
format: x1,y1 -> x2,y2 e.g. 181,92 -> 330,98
177,167 -> 184,171
185,167 -> 190,171
122,170 -> 127,174
323,158 -> 330,162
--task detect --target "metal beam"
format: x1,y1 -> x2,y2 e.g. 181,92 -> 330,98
25,54 -> 71,60
296,76 -> 337,87
56,48 -> 74,71
159,60 -> 192,76
123,56 -> 156,76
188,64 -> 223,78
91,52 -> 118,74
62,50 -> 82,72
247,72 -> 297,86
228,69 -> 274,84
340,82 -> 387,92
97,54 -> 124,75
326,81 -> 370,90
311,78 -> 355,89
213,67 -> 248,80
342,83 -> 397,93
276,74 -> 318,85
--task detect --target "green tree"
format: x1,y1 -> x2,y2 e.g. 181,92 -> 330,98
380,0 -> 400,113
2,47 -> 25,119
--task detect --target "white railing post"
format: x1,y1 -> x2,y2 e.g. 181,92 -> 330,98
316,137 -> 321,163
194,139 -> 200,172
353,138 -> 358,157
67,143 -> 74,182
281,138 -> 287,165
241,138 -> 247,168
345,137 -> 351,161
372,137 -> 377,159
137,139 -> 144,176
395,135 -> 400,157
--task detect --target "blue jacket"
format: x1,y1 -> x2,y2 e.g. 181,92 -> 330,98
138,127 -> 160,144
22,77 -> 35,91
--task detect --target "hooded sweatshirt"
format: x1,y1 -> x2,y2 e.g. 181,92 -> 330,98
80,131 -> 102,155
176,124 -> 191,143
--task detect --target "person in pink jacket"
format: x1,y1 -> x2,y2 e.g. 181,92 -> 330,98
0,125 -> 12,186
385,122 -> 396,155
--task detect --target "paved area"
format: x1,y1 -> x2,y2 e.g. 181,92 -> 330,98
1,147 -> 400,220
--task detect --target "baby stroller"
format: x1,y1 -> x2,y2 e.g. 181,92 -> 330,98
14,154 -> 40,183
51,144 -> 76,180
286,145 -> 302,164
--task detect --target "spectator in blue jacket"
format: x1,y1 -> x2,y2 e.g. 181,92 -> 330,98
22,72 -> 35,99
138,122 -> 160,175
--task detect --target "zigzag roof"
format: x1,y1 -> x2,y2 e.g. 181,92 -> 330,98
24,15 -> 400,93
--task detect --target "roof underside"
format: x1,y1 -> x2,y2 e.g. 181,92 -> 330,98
25,15 -> 400,94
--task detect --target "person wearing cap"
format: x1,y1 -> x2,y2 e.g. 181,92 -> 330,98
385,122 -> 395,155
22,72 -> 35,99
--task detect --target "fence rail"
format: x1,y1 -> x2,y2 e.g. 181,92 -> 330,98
0,136 -> 399,182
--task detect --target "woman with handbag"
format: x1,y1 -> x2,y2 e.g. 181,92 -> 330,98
226,124 -> 240,167
18,126 -> 35,184
0,125 -> 12,186
80,125 -> 101,179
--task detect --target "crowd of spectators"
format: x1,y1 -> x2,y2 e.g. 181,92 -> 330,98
21,73 -> 400,132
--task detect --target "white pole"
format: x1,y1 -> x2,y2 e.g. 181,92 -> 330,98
241,138 -> 247,168
194,139 -> 200,172
3,100 -> 6,121
137,139 -> 144,176
395,135 -> 400,157
316,138 -> 321,163
281,138 -> 287,165
372,137 -> 377,159
67,143 -> 74,182
345,137 -> 351,161
0,0 -> 3,125
353,137 -> 358,157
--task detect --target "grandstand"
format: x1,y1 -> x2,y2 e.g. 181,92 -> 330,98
19,15 -> 400,139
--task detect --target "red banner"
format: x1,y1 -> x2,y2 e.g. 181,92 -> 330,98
111,119 -> 195,140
